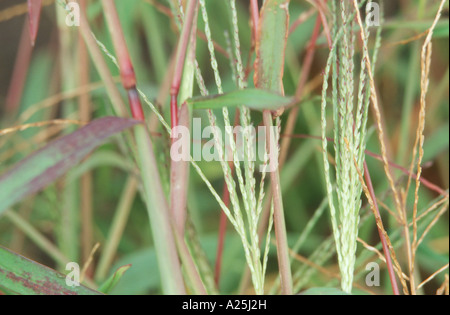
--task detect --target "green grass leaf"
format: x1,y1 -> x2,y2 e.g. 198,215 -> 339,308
187,88 -> 294,111
0,246 -> 100,295
98,264 -> 131,294
0,117 -> 139,214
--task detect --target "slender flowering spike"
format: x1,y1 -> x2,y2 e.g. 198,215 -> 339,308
320,0 -> 383,294
27,0 -> 42,46
101,0 -> 145,121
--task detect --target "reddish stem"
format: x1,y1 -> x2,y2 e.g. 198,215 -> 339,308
364,162 -> 401,295
128,89 -> 145,121
214,181 -> 230,286
295,15 -> 322,101
315,0 -> 332,49
27,0 -> 42,46
289,8 -> 315,35
101,0 -> 145,121
170,0 -> 199,130
170,94 -> 179,129
6,19 -> 32,114
250,0 -> 260,42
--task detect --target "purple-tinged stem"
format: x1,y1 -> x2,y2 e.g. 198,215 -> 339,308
101,0 -> 145,121
169,0 -> 198,236
364,162 -> 400,295
27,0 -> 42,46
250,0 -> 260,43
5,19 -> 32,115
78,0 -> 94,278
170,0 -> 199,130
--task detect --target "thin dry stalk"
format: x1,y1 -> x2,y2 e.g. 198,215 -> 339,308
413,196 -> 449,224
357,238 -> 409,282
351,0 -> 404,228
0,119 -> 85,136
289,248 -> 376,295
347,139 -> 408,294
78,0 -> 93,276
352,0 -> 411,295
436,274 -> 449,295
407,0 -> 447,295
363,161 -> 400,295
80,242 -> 100,283
417,263 -> 449,291
375,198 -> 402,224
416,201 -> 449,249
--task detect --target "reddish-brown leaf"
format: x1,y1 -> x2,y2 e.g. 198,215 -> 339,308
0,117 -> 139,214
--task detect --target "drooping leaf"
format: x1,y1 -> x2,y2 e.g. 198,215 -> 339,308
187,88 -> 294,111
98,264 -> 131,294
0,117 -> 139,214
27,0 -> 42,46
0,246 -> 101,295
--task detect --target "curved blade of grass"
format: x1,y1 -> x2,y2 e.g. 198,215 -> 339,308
97,264 -> 131,294
0,117 -> 139,214
187,88 -> 294,111
0,246 -> 101,295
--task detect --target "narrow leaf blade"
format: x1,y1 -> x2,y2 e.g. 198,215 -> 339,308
254,0 -> 290,92
187,88 -> 293,111
0,117 -> 139,214
98,264 -> 131,294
